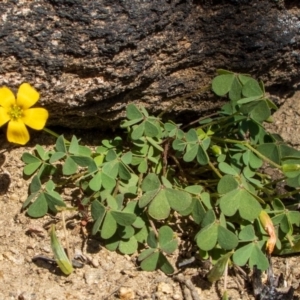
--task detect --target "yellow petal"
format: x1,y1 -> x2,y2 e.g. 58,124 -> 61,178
7,120 -> 30,145
22,108 -> 49,130
17,83 -> 40,109
0,107 -> 10,126
0,86 -> 16,109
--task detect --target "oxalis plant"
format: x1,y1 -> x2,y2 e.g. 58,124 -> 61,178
21,70 -> 300,292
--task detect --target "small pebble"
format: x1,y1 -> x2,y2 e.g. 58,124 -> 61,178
157,282 -> 173,294
119,287 -> 135,300
84,269 -> 104,285
91,257 -> 99,268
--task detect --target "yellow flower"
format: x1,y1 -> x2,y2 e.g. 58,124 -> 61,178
0,83 -> 48,145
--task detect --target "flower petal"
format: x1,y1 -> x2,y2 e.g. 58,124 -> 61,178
0,86 -> 16,109
17,83 -> 40,109
7,120 -> 30,145
22,108 -> 49,130
0,107 -> 10,126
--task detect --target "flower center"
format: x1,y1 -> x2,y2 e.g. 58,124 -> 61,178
9,105 -> 23,120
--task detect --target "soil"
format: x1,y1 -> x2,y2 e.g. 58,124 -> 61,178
0,92 -> 300,300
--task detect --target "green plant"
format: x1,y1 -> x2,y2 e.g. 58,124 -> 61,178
22,70 -> 300,286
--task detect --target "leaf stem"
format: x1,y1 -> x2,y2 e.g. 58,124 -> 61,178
211,137 -> 282,170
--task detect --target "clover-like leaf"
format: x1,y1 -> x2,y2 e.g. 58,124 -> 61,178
91,200 -> 106,235
165,188 -> 192,212
218,226 -> 239,250
118,237 -> 138,255
148,190 -> 170,220
196,223 -> 218,251
212,74 -> 235,96
27,193 -> 48,218
126,103 -> 143,120
158,226 -> 178,254
111,210 -> 137,226
239,225 -> 256,242
220,188 -> 261,221
101,211 -> 117,239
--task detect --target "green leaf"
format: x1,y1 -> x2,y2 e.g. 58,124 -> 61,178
29,175 -> 42,193
192,198 -> 206,224
229,77 -> 242,101
139,189 -> 159,208
71,156 -> 95,169
233,243 -> 254,267
126,104 -> 143,120
121,152 -> 132,165
63,156 -> 77,175
44,192 -> 66,213
158,253 -> 175,274
220,188 -> 261,221
239,225 -> 256,241
118,237 -> 138,255
158,226 -> 178,254
27,193 -> 48,218
138,159 -> 148,173
148,190 -> 170,220
146,137 -> 164,152
217,226 -> 239,250
207,251 -> 233,282
101,211 -> 117,239
56,135 -> 67,153
256,143 -> 280,165
249,244 -> 269,271
89,172 -> 102,192
249,100 -> 271,123
111,210 -> 137,226
144,120 -> 159,137
197,145 -> 209,165
147,230 -> 158,248
186,128 -> 198,142
69,136 -> 79,154
212,74 -> 235,96
218,162 -> 238,176
49,152 -> 66,163
22,152 -> 41,164
134,226 -> 149,243
101,172 -> 116,190
196,223 -> 218,251
185,185 -> 203,195
118,163 -> 131,180
91,200 -> 106,235
131,123 -> 145,140
165,188 -> 192,212
172,139 -> 186,152
23,162 -> 42,176
138,248 -> 156,261
50,225 -> 74,275
202,209 -> 216,227
118,226 -> 135,239
242,78 -> 263,98
217,175 -> 239,194
105,235 -> 120,251
142,173 -> 161,191
140,251 -> 160,271
183,144 -> 198,162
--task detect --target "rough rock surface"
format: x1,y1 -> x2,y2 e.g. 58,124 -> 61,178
0,0 -> 299,128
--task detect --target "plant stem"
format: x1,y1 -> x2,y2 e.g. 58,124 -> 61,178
208,161 -> 222,178
211,136 -> 282,169
43,127 -> 70,144
277,188 -> 300,199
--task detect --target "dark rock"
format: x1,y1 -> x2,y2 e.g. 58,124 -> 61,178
0,0 -> 299,128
